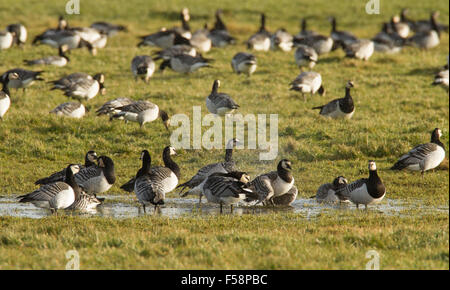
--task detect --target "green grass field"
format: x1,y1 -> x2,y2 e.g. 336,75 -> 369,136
0,0 -> 448,269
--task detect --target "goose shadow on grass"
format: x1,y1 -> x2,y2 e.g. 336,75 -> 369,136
318,56 -> 342,64
407,67 -> 439,76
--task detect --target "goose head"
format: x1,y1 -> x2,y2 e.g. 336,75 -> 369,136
333,176 -> 348,189
346,80 -> 354,89
159,110 -> 170,130
368,160 -> 377,171
226,138 -> 242,149
69,164 -> 81,175
431,128 -> 442,142
93,73 -> 106,95
86,150 -> 98,163
279,159 -> 292,171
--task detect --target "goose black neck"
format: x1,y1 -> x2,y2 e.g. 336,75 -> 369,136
301,19 -> 307,32
181,15 -> 190,31
163,150 -> 180,178
141,152 -> 152,174
430,16 -> 440,37
277,163 -> 293,183
431,134 -> 445,149
101,158 -> 116,184
65,168 -> 81,198
368,169 -> 385,198
225,148 -> 234,162
211,81 -> 219,94
331,18 -> 337,32
1,81 -> 10,96
259,14 -> 266,32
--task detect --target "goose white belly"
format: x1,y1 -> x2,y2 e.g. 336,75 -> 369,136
163,172 -> 179,193
72,81 -> 99,100
423,146 -> 445,171
237,62 -> 257,75
92,36 -> 108,48
252,38 -> 270,51
49,188 -> 75,209
0,33 -> 13,49
272,176 -> 294,197
139,107 -> 159,125
68,105 -> 86,119
355,41 -> 374,60
19,25 -> 27,43
50,57 -> 68,67
0,97 -> 11,118
313,38 -> 333,55
278,41 -> 293,52
349,184 -> 385,206
326,104 -> 354,119
80,172 -> 112,194
422,31 -> 440,49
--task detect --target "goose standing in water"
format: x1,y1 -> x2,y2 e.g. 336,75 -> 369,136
391,128 -> 445,176
0,72 -> 19,121
312,80 -> 355,119
50,102 -> 86,119
247,13 -> 271,51
231,52 -> 257,76
335,161 -> 386,209
74,156 -> 116,195
289,71 -> 325,101
203,171 -> 252,213
270,185 -> 298,206
134,147 -> 180,213
131,55 -> 155,83
18,164 -> 81,214
312,176 -> 349,203
110,100 -> 170,129
34,151 -> 98,185
24,45 -> 70,67
245,159 -> 295,205
178,138 -> 242,203
206,80 -> 239,115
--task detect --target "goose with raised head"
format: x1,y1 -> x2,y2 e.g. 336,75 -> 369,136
312,80 -> 355,119
406,12 -> 441,49
410,11 -> 448,34
206,80 -> 239,115
178,138 -> 242,203
247,13 -> 271,51
329,16 -> 357,49
372,23 -> 403,54
18,164 -> 81,213
203,171 -> 252,213
389,15 -> 410,38
34,151 -> 98,185
391,128 -> 445,176
131,55 -> 155,83
110,100 -> 170,129
209,10 -> 236,47
295,18 -> 319,39
231,52 -> 257,76
335,161 -> 386,209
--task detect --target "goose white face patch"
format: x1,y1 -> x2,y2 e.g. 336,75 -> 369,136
369,161 -> 377,171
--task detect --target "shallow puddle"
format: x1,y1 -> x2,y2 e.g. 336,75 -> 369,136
0,194 -> 448,219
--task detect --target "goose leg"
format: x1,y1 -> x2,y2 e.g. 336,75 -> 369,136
142,204 -> 146,213
356,204 -> 359,209
365,205 -> 368,210
230,205 -> 234,213
220,203 -> 223,214
198,194 -> 202,204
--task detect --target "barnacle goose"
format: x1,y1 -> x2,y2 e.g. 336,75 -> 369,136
372,23 -> 403,54
67,189 -> 103,211
293,33 -> 334,55
247,13 -> 271,51
6,23 -> 27,46
32,16 -> 69,45
50,73 -> 105,101
208,10 -> 236,47
343,39 -> 375,61
19,164 -> 81,213
34,150 -> 98,185
24,45 -> 70,67
90,22 -> 127,36
271,29 -> 293,52
178,138 -> 241,202
1,68 -> 44,91
74,155 -> 116,195
96,97 -> 134,116
134,147 -> 180,213
329,16 -> 358,49
206,80 -> 239,115
0,72 -> 18,121
50,102 -> 86,119
131,55 -> 155,83
295,18 -> 319,39
231,52 -> 257,76
335,161 -> 386,209
409,11 -> 448,34
432,69 -> 449,93
294,44 -> 318,70
0,30 -> 14,50
270,185 -> 298,206
245,159 -> 294,205
110,100 -> 170,129
289,71 -> 325,101
406,13 -> 441,49
389,15 -> 410,38
152,34 -> 197,60
138,28 -> 178,48
190,25 -> 212,53
203,171 -> 252,213
172,8 -> 192,39
312,176 -> 349,203
312,80 -> 355,119
391,128 -> 445,176
33,30 -> 97,55
159,54 -> 211,74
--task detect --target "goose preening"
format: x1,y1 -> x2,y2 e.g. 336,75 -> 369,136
208,10 -> 236,47
432,69 -> 449,93
18,164 -> 81,213
329,16 -> 358,49
6,23 -> 27,46
90,22 -> 127,36
206,80 -> 239,115
231,52 -> 257,76
405,12 -> 441,49
313,176 -> 349,203
312,80 -> 355,119
34,150 -> 98,185
203,171 -> 252,213
247,13 -> 271,51
0,30 -> 14,50
335,161 -> 386,209
66,190 -> 103,211
131,55 -> 155,83
391,128 -> 445,176
245,159 -> 295,205
294,44 -> 318,70
110,100 -> 170,129
50,73 -> 105,101
0,68 -> 44,91
0,72 -> 18,121
74,155 -> 116,195
24,45 -> 70,67
271,29 -> 293,52
96,97 -> 134,116
190,25 -> 212,53
50,102 -> 86,119
289,71 -> 325,101
133,147 -> 180,213
178,138 -> 241,203
343,39 -> 375,61
159,54 -> 211,73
